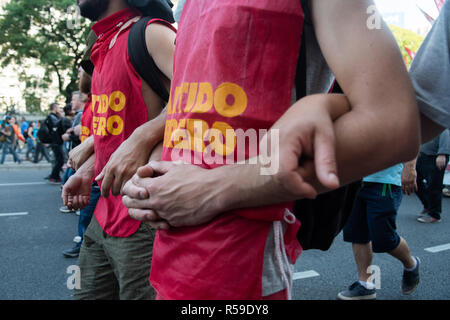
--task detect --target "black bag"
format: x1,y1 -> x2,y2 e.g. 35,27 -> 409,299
292,0 -> 361,251
127,0 -> 175,24
37,117 -> 52,144
128,15 -> 172,103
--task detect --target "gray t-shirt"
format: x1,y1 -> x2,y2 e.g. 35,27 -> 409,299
410,1 -> 450,129
420,129 -> 450,156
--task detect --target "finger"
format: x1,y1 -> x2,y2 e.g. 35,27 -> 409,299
145,220 -> 170,231
82,195 -> 90,208
99,169 -> 114,198
148,161 -> 174,176
283,170 -> 318,199
122,179 -> 149,199
128,208 -> 160,222
95,168 -> 105,183
132,175 -> 155,192
72,195 -> 80,210
313,126 -> 340,190
137,165 -> 155,178
111,173 -> 124,196
67,194 -> 74,210
122,195 -> 153,210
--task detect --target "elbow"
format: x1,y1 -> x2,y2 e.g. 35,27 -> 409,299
392,105 -> 421,163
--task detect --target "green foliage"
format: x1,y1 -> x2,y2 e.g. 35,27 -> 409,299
389,25 -> 425,67
0,0 -> 91,111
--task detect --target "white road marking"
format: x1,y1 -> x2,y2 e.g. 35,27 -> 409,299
424,243 -> 450,253
0,212 -> 29,217
293,270 -> 320,280
0,182 -> 47,187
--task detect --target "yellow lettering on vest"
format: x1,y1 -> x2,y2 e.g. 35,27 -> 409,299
184,83 -> 198,113
172,83 -> 189,115
186,119 -> 208,152
92,116 -> 99,135
91,95 -> 100,113
214,82 -> 247,118
109,91 -> 126,112
210,121 -> 236,156
81,126 -> 90,137
191,82 -> 213,114
97,94 -> 109,114
97,117 -> 107,136
163,119 -> 178,148
172,128 -> 191,150
106,115 -> 124,136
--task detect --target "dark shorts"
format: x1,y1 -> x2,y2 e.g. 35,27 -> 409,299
343,182 -> 402,253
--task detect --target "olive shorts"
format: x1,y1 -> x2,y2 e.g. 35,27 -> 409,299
73,215 -> 155,300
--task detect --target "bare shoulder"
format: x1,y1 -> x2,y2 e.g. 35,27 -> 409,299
144,22 -> 176,57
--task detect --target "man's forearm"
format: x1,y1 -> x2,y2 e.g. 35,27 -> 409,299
210,96 -> 419,214
211,94 -> 352,213
77,153 -> 96,179
134,107 -> 167,151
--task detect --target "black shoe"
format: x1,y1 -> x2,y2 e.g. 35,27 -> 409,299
402,257 -> 420,295
337,281 -> 376,300
63,246 -> 80,258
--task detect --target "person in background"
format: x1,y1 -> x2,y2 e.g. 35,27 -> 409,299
403,130 -> 450,223
33,120 -> 51,164
10,116 -> 25,155
337,164 -> 420,300
60,91 -> 87,214
25,121 -> 36,161
46,103 -> 64,184
20,116 -> 28,138
0,115 -> 22,164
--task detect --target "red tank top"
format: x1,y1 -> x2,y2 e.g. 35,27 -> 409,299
90,8 -> 174,237
80,95 -> 93,143
151,0 -> 304,299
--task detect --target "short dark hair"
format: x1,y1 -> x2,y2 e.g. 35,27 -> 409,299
50,103 -> 59,111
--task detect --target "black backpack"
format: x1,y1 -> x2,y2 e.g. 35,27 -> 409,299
37,117 -> 53,144
292,0 -> 361,251
127,1 -> 175,103
127,0 -> 175,24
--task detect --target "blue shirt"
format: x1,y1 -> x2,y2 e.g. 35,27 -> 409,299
21,122 -> 29,135
363,164 -> 403,187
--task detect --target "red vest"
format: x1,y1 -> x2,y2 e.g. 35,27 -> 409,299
152,0 -> 304,299
90,8 -> 174,237
80,95 -> 93,143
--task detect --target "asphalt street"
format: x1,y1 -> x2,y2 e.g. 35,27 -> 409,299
0,168 -> 449,300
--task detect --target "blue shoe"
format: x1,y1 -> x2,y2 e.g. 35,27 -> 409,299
402,257 -> 420,295
337,281 -> 376,300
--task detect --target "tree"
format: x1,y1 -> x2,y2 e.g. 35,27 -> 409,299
0,0 -> 91,112
389,25 -> 425,68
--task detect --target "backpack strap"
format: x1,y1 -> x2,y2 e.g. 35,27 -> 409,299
128,17 -> 170,103
295,0 -> 310,100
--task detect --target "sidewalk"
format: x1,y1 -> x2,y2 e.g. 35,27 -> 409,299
0,154 -> 51,171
